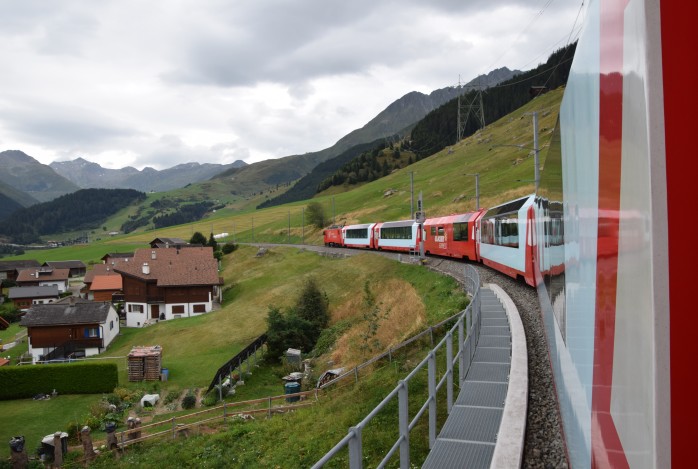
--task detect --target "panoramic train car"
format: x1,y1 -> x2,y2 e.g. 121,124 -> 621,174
532,0 -> 693,467
477,195 -> 535,286
422,211 -> 485,261
323,225 -> 344,247
341,223 -> 376,249
374,220 -> 420,252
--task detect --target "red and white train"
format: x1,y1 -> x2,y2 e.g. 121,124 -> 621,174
323,0 -> 694,466
323,195 -> 538,287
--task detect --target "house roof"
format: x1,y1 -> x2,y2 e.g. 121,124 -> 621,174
20,301 -> 114,327
84,263 -> 121,284
8,286 -> 60,299
0,260 -> 41,272
100,252 -> 134,261
44,260 -> 87,270
114,246 -> 221,287
90,275 -> 122,291
16,268 -> 70,283
150,237 -> 187,246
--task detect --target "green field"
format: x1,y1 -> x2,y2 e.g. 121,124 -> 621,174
1,244 -> 467,462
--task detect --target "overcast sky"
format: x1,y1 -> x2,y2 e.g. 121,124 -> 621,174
0,0 -> 583,170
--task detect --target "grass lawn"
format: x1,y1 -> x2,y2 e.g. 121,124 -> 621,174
0,394 -> 103,459
0,323 -> 28,363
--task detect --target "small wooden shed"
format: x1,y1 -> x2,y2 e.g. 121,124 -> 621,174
127,345 -> 162,381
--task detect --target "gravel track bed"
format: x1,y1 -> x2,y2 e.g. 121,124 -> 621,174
250,244 -> 568,468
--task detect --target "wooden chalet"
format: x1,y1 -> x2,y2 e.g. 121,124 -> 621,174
8,286 -> 60,311
43,260 -> 87,278
82,263 -> 122,298
114,247 -> 223,327
89,275 -> 123,302
0,260 -> 41,284
16,267 -> 70,293
20,297 -> 119,363
100,252 -> 134,265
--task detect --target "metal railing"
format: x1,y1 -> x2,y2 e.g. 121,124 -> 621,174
206,333 -> 267,394
312,265 -> 481,469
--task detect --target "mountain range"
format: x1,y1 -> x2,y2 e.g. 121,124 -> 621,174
0,66 -> 519,223
50,158 -> 247,193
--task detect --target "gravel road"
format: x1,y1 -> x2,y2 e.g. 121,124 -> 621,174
249,243 -> 568,468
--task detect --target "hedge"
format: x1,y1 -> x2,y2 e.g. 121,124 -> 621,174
0,362 -> 118,400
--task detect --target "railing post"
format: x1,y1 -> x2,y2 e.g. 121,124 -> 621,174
172,417 -> 176,439
223,401 -> 227,422
388,347 -> 392,363
354,367 -> 359,383
428,352 -> 437,448
246,354 -> 250,376
459,315 -> 465,384
429,327 -> 434,347
268,397 -> 272,418
398,381 -> 410,469
348,426 -> 363,469
218,374 -> 223,402
446,331 -> 453,413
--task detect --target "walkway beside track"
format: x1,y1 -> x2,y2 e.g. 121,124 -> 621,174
422,284 -> 527,469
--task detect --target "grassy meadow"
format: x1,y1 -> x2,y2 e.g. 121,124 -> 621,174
1,244 -> 467,461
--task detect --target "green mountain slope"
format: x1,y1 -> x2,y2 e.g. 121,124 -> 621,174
0,189 -> 146,244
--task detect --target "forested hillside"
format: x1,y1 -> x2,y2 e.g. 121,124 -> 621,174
409,44 -> 576,158
316,144 -> 414,192
257,138 -> 387,209
0,193 -> 23,221
0,189 -> 146,244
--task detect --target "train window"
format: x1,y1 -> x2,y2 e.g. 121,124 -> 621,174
437,227 -> 445,236
381,226 -> 412,240
345,228 -> 368,239
480,214 -> 518,247
430,226 -> 436,236
453,222 -> 468,241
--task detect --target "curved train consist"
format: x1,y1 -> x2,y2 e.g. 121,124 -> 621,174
323,195 -> 538,287
323,0 -> 693,466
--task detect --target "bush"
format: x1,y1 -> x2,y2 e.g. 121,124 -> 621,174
0,305 -> 22,323
0,362 -> 118,400
202,392 -> 219,407
164,389 -> 181,405
181,390 -> 197,409
222,243 -> 238,254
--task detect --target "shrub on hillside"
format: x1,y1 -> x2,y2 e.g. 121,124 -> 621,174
181,390 -> 197,409
222,243 -> 238,254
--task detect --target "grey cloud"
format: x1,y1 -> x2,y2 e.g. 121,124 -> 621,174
0,103 -> 140,149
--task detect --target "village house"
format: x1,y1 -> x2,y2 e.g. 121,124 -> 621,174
89,275 -> 123,302
82,263 -> 122,298
149,237 -> 191,249
0,260 -> 41,284
100,252 -> 134,265
43,260 -> 87,278
114,246 -> 223,327
16,267 -> 70,293
20,297 -> 120,363
8,286 -> 60,311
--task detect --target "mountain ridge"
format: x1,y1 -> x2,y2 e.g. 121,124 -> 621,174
50,158 -> 247,193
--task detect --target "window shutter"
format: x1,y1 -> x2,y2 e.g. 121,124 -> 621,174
84,328 -> 89,338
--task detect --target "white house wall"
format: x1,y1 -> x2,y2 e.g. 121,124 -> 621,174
102,307 -> 120,349
125,299 -> 213,327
